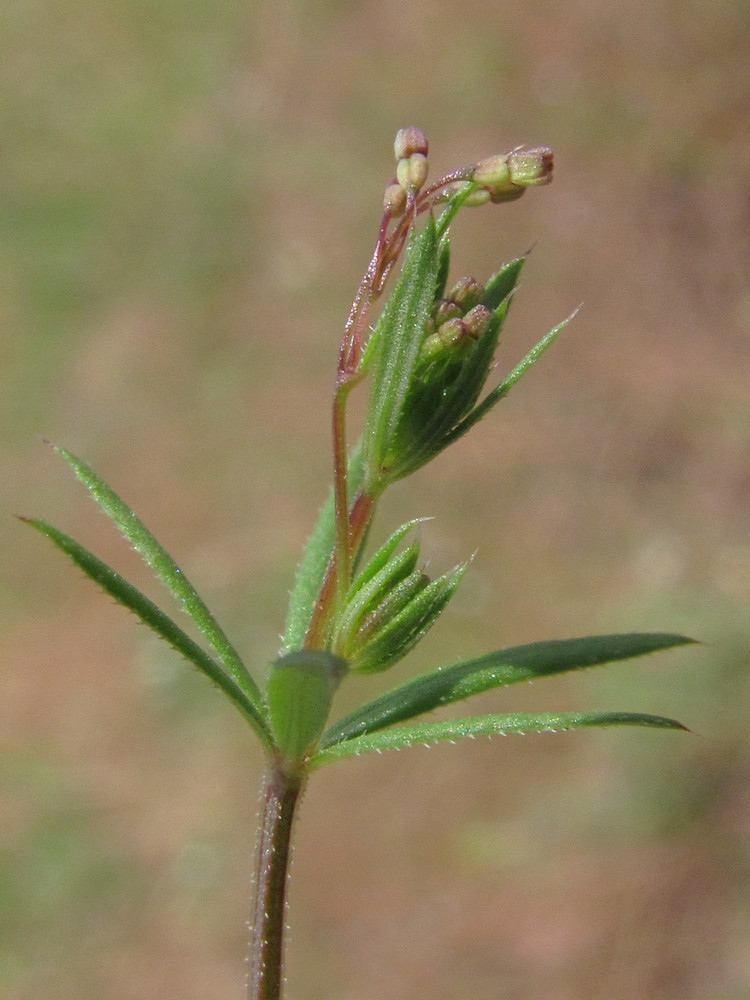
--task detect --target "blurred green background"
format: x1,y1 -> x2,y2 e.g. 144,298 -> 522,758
2,0 -> 749,997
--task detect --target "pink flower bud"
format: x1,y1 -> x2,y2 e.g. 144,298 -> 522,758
462,304 -> 491,339
447,276 -> 485,312
432,299 -> 463,326
394,126 -> 429,161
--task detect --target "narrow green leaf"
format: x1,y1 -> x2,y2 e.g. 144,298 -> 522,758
267,650 -> 347,767
435,235 -> 451,300
321,633 -> 695,748
435,182 -> 476,238
388,297 -> 512,480
52,445 -> 264,714
282,444 -> 364,654
362,216 -> 440,486
353,562 -> 467,674
444,313 -> 571,446
481,257 -> 524,312
310,709 -> 688,768
335,543 -> 421,647
345,519 -> 423,604
22,517 -> 273,747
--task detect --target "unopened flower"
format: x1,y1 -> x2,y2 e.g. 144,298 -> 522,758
396,152 -> 428,191
393,126 -> 429,161
472,146 -> 553,202
383,182 -> 407,216
446,276 -> 485,312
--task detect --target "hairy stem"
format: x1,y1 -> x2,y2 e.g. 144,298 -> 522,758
248,765 -> 304,1000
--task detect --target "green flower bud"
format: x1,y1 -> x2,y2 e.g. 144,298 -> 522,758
472,153 -> 512,189
435,316 -> 467,350
418,317 -> 473,367
463,187 -> 492,206
472,147 -> 553,202
396,152 -> 429,191
432,181 -> 490,206
394,126 -> 429,161
507,146 -> 554,186
488,185 -> 526,203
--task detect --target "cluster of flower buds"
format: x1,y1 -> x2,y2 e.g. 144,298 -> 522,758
418,276 -> 492,370
383,126 -> 430,216
382,128 -> 553,232
470,146 -> 553,204
357,128 -> 555,496
435,146 -> 554,206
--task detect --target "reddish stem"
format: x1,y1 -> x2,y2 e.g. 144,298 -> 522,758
248,764 -> 304,1000
303,490 -> 376,650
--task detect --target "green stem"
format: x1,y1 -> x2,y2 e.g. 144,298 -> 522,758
248,764 -> 304,1000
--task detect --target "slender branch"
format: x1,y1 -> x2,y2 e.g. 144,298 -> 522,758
248,764 -> 305,1000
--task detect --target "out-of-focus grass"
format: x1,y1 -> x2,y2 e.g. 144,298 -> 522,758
2,0 -> 750,998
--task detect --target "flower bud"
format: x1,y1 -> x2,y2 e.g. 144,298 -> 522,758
396,152 -> 428,191
461,304 -> 492,339
436,317 -> 467,350
432,299 -> 462,326
394,126 -> 429,161
507,146 -> 554,186
472,146 -> 553,202
418,317 -> 477,367
463,187 -> 492,206
383,182 -> 407,216
472,153 -> 512,189
446,276 -> 485,312
431,181 -> 491,206
488,185 -> 526,203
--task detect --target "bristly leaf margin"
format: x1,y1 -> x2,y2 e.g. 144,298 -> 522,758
309,709 -> 688,769
50,444 -> 264,713
321,633 -> 695,749
21,516 -> 273,747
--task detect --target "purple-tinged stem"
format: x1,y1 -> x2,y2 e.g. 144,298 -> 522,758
248,764 -> 304,1000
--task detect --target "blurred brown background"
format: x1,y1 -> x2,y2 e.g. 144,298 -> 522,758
2,1 -> 749,997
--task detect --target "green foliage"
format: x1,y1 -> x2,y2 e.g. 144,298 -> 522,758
320,633 -> 694,750
23,127 -> 697,1000
26,447 -> 272,748
51,446 -> 263,703
267,651 -> 347,769
331,520 -> 467,673
21,516 -> 272,742
24,178 -> 693,772
281,445 -> 364,655
361,216 -> 441,493
310,710 -> 687,770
